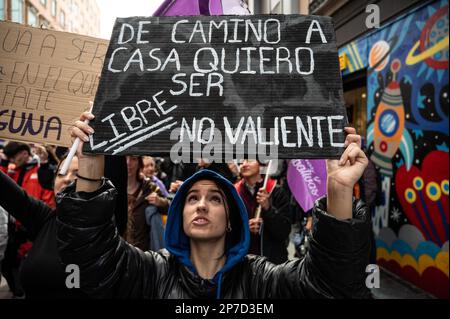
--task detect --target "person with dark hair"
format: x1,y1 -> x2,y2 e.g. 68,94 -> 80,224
1,142 -> 55,207
55,111 -> 372,299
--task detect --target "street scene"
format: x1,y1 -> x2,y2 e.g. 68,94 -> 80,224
0,0 -> 448,305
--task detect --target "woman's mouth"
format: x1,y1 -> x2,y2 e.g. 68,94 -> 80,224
192,217 -> 210,226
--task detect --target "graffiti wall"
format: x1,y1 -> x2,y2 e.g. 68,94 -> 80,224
340,0 -> 449,298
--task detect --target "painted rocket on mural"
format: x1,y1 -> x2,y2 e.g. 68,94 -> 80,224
367,59 -> 415,176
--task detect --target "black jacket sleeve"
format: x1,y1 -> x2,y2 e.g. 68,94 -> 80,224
56,180 -> 169,298
250,197 -> 372,299
0,170 -> 53,239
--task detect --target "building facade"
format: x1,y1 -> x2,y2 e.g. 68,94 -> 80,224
249,0 -> 449,299
247,0 -> 309,14
339,0 -> 448,299
0,0 -> 100,37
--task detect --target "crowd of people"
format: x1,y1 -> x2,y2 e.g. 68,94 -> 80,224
0,111 -> 376,299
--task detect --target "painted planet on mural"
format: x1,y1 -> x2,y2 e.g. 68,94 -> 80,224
369,40 -> 391,72
406,5 -> 449,69
368,36 -> 399,74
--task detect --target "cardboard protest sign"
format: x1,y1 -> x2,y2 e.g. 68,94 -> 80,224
85,15 -> 347,159
0,21 -> 108,146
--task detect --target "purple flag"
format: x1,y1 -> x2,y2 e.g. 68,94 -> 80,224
287,159 -> 328,212
153,0 -> 249,16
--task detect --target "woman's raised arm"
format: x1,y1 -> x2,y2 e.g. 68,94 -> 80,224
69,111 -> 105,193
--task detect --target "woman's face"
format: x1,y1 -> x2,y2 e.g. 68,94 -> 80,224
183,180 -> 227,242
54,157 -> 78,194
126,156 -> 139,177
142,156 -> 155,177
239,160 -> 260,178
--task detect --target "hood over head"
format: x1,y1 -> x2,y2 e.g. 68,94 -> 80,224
164,169 -> 250,295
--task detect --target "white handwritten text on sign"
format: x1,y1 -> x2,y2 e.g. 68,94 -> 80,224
86,15 -> 347,159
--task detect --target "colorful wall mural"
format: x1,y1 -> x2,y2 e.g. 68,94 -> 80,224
339,0 -> 449,298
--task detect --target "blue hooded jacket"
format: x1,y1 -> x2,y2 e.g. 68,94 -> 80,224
164,169 -> 250,298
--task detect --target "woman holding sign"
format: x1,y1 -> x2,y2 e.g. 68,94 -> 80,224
56,111 -> 371,298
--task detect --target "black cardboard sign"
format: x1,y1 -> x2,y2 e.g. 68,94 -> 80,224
85,15 -> 347,159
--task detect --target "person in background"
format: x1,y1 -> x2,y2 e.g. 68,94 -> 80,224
160,159 -> 195,193
1,142 -> 55,207
142,156 -> 170,243
125,156 -> 166,251
152,157 -> 170,189
31,144 -> 60,196
235,160 -> 292,264
142,156 -> 170,198
227,161 -> 241,183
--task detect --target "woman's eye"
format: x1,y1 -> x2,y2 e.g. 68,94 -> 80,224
211,195 -> 222,203
187,195 -> 198,203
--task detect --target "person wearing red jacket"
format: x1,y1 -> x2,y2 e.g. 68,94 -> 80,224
1,142 -> 55,208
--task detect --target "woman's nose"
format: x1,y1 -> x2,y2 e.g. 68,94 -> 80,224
63,175 -> 71,185
197,197 -> 207,211
65,173 -> 76,184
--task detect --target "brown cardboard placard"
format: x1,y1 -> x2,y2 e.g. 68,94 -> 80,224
0,21 -> 109,146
